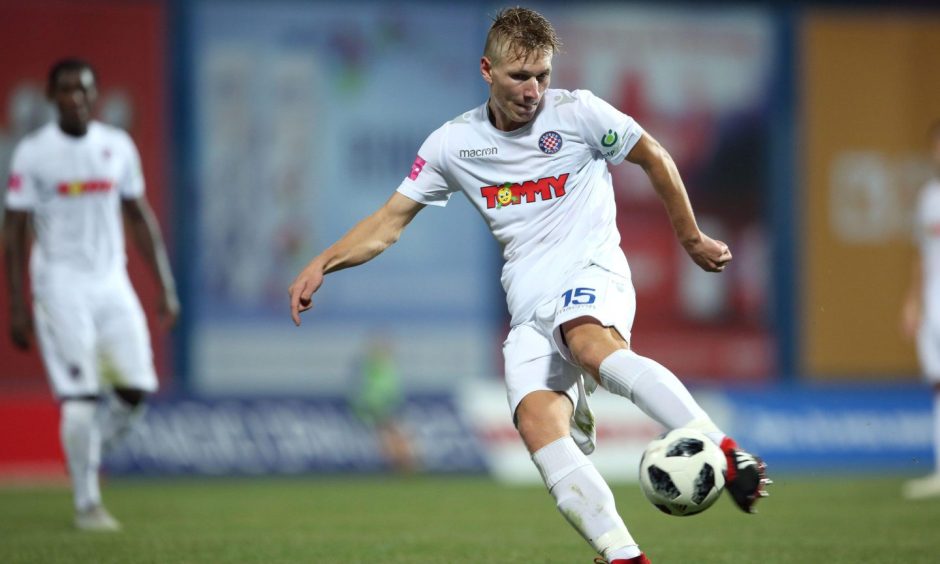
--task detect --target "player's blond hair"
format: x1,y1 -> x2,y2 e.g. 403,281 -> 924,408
484,7 -> 562,65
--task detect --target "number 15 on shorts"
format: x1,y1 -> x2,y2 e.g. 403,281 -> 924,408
561,287 -> 596,307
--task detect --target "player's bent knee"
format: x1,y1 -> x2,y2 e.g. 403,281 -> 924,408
569,336 -> 621,378
113,387 -> 147,407
563,319 -> 627,377
515,391 -> 572,453
569,340 -> 608,375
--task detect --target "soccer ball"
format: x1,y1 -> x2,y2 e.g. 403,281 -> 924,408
638,428 -> 727,516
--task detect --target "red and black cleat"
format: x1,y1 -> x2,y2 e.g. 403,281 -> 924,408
720,437 -> 771,513
595,555 -> 651,564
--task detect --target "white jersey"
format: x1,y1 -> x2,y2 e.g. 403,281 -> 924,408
5,121 -> 145,281
397,89 -> 644,325
917,178 -> 940,326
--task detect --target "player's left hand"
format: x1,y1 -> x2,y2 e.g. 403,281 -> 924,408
683,233 -> 732,272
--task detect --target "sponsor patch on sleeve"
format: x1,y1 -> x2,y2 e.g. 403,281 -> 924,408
7,173 -> 22,191
408,155 -> 427,181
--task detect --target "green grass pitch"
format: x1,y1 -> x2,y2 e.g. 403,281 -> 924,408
1,475 -> 938,563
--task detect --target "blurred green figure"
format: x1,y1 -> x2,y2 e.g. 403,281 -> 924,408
351,338 -> 417,473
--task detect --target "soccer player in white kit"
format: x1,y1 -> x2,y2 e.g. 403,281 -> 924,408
3,59 -> 179,531
902,122 -> 940,500
289,8 -> 768,562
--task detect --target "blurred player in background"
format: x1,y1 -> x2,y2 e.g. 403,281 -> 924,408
2,59 -> 179,531
902,121 -> 940,500
289,8 -> 768,563
351,337 -> 416,473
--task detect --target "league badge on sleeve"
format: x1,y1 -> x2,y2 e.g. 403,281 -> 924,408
408,155 -> 427,180
600,129 -> 621,158
538,131 -> 562,155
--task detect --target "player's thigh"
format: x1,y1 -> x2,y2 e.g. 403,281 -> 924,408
32,290 -> 98,398
503,323 -> 581,424
549,264 -> 636,363
94,281 -> 158,393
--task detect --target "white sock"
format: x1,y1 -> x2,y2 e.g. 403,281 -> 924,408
61,400 -> 103,512
933,390 -> 940,475
100,394 -> 145,453
532,437 -> 641,561
599,349 -> 724,445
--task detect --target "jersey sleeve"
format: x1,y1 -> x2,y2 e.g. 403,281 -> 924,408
4,142 -> 38,211
395,124 -> 455,207
573,89 -> 645,165
116,130 -> 145,199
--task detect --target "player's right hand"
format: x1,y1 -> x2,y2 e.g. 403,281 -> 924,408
9,306 -> 32,350
683,232 -> 732,273
288,262 -> 325,326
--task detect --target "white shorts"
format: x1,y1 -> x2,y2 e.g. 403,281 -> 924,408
32,270 -> 158,399
917,323 -> 940,384
503,263 -> 637,419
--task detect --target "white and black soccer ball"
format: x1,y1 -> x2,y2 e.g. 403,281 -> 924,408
638,428 -> 727,516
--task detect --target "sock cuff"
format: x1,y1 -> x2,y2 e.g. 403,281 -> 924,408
596,527 -> 639,559
531,436 -> 590,489
598,349 -> 652,400
62,399 -> 97,422
598,348 -> 638,374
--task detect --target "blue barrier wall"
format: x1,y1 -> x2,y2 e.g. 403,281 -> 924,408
727,386 -> 933,474
105,387 -> 933,477
106,395 -> 488,475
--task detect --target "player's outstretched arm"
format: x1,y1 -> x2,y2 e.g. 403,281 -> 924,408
289,192 -> 425,326
627,133 -> 732,273
121,197 -> 180,329
2,209 -> 33,349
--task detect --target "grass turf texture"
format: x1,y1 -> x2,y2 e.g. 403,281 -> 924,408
1,476 -> 938,563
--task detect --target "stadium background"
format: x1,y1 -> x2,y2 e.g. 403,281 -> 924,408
1,0 -> 939,485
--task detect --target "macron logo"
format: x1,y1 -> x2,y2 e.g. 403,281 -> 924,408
459,147 -> 498,159
408,155 -> 427,180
